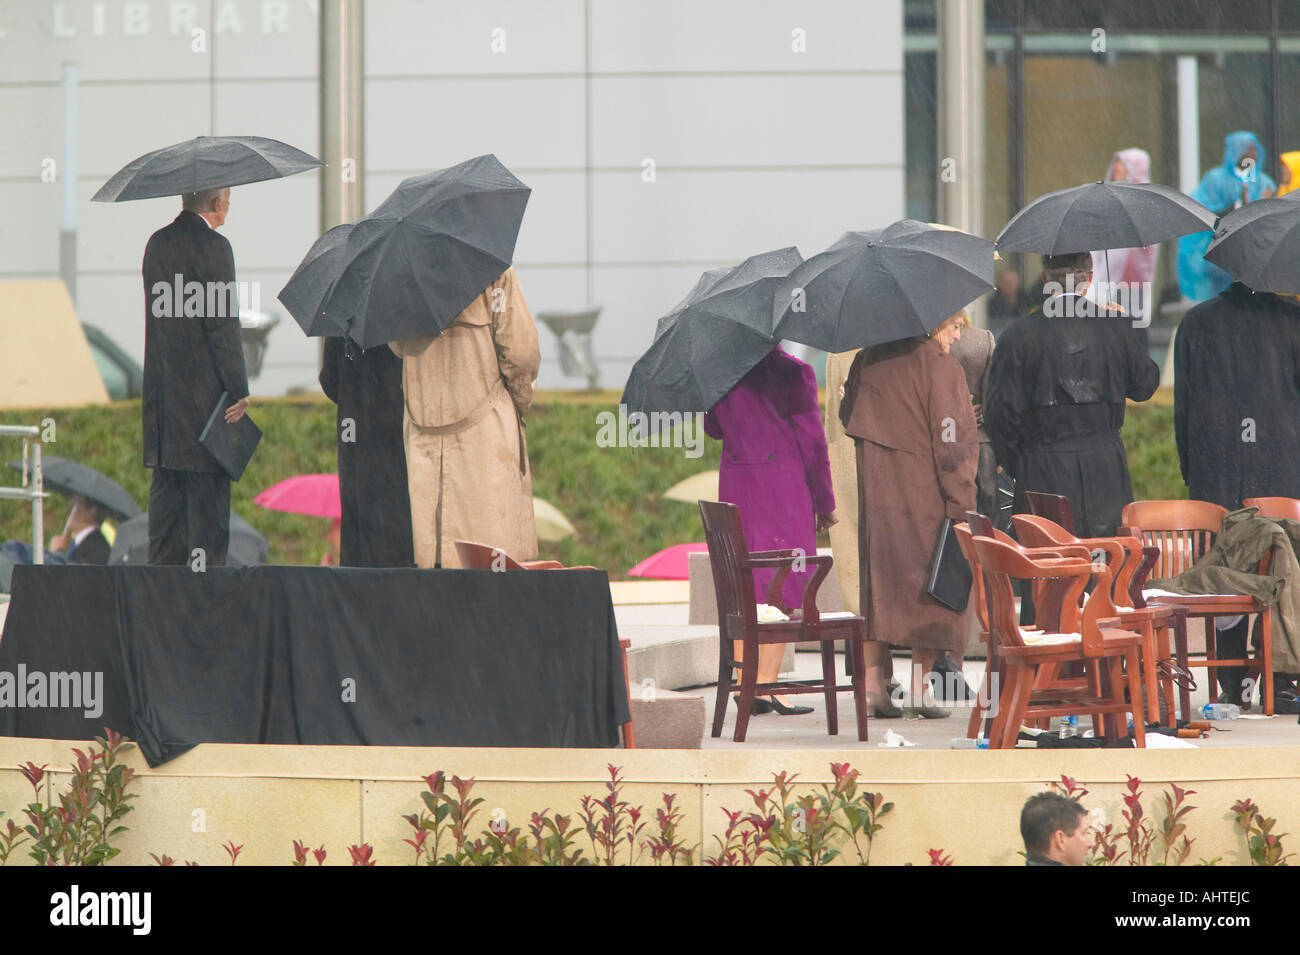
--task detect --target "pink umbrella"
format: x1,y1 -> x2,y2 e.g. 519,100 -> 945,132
254,473 -> 342,519
627,542 -> 709,580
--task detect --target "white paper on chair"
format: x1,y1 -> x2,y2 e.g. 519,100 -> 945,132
756,603 -> 789,623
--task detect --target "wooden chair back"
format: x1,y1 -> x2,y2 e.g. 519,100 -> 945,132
1024,491 -> 1076,535
1243,497 -> 1300,522
953,522 -> 988,630
1120,500 -> 1228,579
972,535 -> 1114,657
1011,514 -> 1141,609
698,500 -> 760,650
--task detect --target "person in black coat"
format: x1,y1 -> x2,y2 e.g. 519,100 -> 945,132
49,495 -> 111,565
319,338 -> 414,567
1174,282 -> 1300,508
1174,281 -> 1300,705
985,251 -> 1160,538
141,188 -> 250,566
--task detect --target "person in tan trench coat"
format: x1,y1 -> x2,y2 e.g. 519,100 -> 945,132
389,266 -> 540,569
840,312 -> 978,718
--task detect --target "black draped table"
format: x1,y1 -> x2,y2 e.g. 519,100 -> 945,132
0,565 -> 629,766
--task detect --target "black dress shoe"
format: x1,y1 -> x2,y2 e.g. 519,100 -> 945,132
767,697 -> 813,716
734,695 -> 773,715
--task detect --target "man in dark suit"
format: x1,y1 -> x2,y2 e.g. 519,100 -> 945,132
142,187 -> 249,566
49,495 -> 111,565
985,251 -> 1160,539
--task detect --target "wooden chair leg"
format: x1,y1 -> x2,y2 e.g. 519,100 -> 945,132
733,653 -> 759,743
967,670 -> 988,739
1156,627 -> 1176,728
1174,613 -> 1191,720
998,665 -> 1029,750
1126,647 -> 1146,748
1099,658 -> 1119,740
711,652 -> 732,739
1261,610 -> 1274,716
1205,617 -> 1219,704
850,636 -> 869,742
821,641 -> 838,736
1141,622 -> 1160,724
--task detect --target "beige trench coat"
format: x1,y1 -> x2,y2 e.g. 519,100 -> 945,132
389,267 -> 540,568
824,349 -> 862,614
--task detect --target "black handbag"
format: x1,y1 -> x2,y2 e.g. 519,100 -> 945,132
925,517 -> 972,612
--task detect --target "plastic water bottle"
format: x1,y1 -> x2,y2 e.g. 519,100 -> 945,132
1059,714 -> 1078,739
949,737 -> 990,749
1201,703 -> 1240,720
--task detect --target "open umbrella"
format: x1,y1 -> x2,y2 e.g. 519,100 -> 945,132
253,474 -> 341,519
1204,195 -> 1300,293
622,247 -> 802,424
533,497 -> 577,542
996,181 -> 1215,254
775,220 -> 993,353
663,470 -> 720,503
91,135 -> 321,202
627,542 -> 709,580
292,154 -> 530,348
5,456 -> 140,522
107,511 -> 268,567
277,223 -> 355,336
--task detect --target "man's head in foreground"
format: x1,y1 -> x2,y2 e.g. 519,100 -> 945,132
182,187 -> 231,228
1021,791 -> 1091,866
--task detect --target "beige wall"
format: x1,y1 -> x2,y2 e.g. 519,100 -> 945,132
3,737 -> 1298,866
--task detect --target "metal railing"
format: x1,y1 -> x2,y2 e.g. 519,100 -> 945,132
0,425 -> 45,564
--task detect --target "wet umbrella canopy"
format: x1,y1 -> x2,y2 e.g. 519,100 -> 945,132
775,220 -> 993,353
621,247 -> 802,422
996,181 -> 1215,254
277,223 -> 355,337
296,154 -> 531,348
1204,195 -> 1300,294
91,135 -> 321,202
4,456 -> 140,522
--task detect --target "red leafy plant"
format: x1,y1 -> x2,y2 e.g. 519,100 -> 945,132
13,729 -> 137,867
1231,799 -> 1294,866
1051,773 -> 1201,866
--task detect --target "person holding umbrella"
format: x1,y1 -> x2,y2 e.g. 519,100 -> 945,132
48,495 -> 111,565
984,252 -> 1159,539
1,455 -> 140,566
704,345 -> 836,717
94,134 -> 321,566
140,186 -> 250,566
840,310 -> 977,718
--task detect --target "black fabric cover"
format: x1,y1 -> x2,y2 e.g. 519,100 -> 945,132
0,565 -> 629,766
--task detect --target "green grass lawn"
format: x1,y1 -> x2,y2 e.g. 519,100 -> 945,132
0,397 -> 1184,578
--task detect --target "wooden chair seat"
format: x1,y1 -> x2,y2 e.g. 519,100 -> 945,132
699,500 -> 868,743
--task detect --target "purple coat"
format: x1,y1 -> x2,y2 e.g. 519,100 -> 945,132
704,348 -> 835,610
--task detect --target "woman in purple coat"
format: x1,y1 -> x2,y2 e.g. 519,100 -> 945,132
704,345 -> 836,716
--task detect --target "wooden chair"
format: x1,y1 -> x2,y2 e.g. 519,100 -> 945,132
1013,514 -> 1185,725
1024,490 -> 1076,535
453,539 -> 631,747
957,515 -> 1093,742
698,500 -> 868,742
1121,500 -> 1275,715
1243,497 -> 1300,522
972,535 -> 1147,749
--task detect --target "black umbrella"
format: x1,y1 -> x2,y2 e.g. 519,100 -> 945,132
300,154 -> 530,349
91,135 -> 321,202
277,222 -> 355,336
1204,195 -> 1300,293
775,220 -> 994,353
622,247 -> 803,421
4,456 -> 140,522
996,181 -> 1215,254
107,511 -> 268,568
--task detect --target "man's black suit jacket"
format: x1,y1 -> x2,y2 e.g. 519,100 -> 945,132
66,527 -> 110,565
142,211 -> 249,473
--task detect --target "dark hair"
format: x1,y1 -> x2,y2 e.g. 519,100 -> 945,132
1020,792 -> 1087,856
1041,252 -> 1092,289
